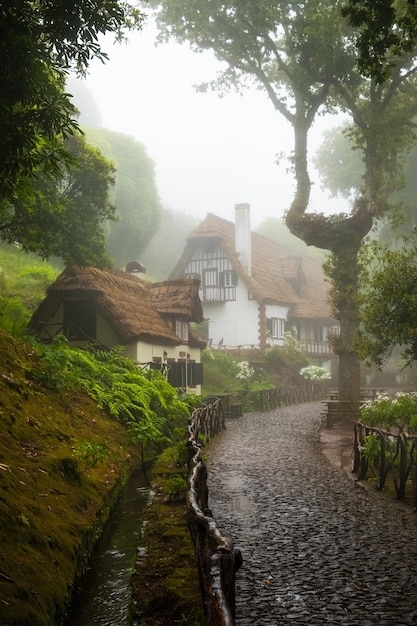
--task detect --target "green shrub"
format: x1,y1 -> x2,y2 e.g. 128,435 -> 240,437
360,392 -> 417,432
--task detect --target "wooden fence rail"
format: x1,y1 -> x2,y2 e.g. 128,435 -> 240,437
353,421 -> 417,507
187,398 -> 242,626
223,382 -> 327,416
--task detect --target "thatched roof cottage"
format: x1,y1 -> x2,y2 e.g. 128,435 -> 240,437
30,265 -> 206,392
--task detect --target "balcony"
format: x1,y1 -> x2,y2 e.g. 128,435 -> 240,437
299,339 -> 336,357
200,286 -> 236,302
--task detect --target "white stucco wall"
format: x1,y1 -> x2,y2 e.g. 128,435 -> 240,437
204,281 -> 260,347
126,342 -> 201,365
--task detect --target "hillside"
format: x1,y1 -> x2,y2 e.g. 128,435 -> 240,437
0,330 -> 140,626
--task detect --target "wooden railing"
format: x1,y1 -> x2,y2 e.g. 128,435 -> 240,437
353,421 -> 417,506
220,382 -> 327,416
298,339 -> 336,357
187,399 -> 242,625
245,382 -> 327,411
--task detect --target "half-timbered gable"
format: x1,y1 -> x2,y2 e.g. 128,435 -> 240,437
170,205 -> 338,365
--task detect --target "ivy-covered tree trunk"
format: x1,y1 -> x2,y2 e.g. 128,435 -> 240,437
286,124 -> 372,403
330,247 -> 362,403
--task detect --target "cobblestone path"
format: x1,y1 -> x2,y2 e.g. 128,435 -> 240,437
205,402 -> 417,625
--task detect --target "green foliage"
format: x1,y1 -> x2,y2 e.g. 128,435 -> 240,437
28,338 -> 195,484
85,128 -> 162,268
360,433 -> 380,463
342,0 -> 417,82
0,243 -> 60,336
313,125 -> 364,200
358,236 -> 417,368
31,336 -> 74,390
162,474 -> 188,500
201,349 -> 240,394
0,2 -> 143,203
264,327 -> 309,376
1,132 -> 117,266
73,440 -> 109,475
69,348 -> 190,436
129,414 -> 171,449
360,392 -> 417,433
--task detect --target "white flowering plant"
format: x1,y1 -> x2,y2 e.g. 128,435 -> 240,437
299,365 -> 331,381
360,392 -> 417,432
236,361 -> 255,381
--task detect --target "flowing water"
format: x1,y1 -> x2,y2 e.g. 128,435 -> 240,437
65,471 -> 149,626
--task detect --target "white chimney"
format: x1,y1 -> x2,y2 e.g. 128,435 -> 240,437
235,203 -> 251,276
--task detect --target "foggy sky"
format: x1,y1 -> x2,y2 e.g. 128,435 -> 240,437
75,18 -> 348,228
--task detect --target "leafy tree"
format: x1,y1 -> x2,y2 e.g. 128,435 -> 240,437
0,2 -> 143,212
341,0 -> 417,82
314,122 -> 417,246
358,236 -> 417,369
0,133 -> 117,266
85,129 -> 162,267
149,0 -> 417,403
313,126 -> 364,200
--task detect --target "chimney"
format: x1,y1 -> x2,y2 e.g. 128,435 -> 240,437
235,203 -> 251,276
125,261 -> 146,277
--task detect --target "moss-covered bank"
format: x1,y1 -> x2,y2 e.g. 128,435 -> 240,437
0,331 -> 141,625
131,453 -> 204,625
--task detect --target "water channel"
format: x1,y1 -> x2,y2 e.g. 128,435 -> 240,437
65,471 -> 149,626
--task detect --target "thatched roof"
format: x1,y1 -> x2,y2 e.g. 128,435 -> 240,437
170,213 -> 334,320
30,266 -> 204,346
149,278 -> 203,322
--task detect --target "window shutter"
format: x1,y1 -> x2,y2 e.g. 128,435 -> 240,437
189,363 -> 203,385
219,271 -> 225,287
266,318 -> 273,333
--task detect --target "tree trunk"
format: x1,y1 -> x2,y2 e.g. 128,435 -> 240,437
286,122 -> 372,404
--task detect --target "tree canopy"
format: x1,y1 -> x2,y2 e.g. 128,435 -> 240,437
0,133 -> 116,266
359,237 -> 417,368
0,2 -> 143,202
85,129 -> 162,268
341,0 -> 417,82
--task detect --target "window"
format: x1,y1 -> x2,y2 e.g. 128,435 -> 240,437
175,320 -> 189,342
168,362 -> 203,388
314,325 -> 324,342
219,270 -> 237,287
63,300 -> 96,340
267,317 -> 285,339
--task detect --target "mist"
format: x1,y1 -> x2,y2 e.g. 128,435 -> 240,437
71,18 -> 349,228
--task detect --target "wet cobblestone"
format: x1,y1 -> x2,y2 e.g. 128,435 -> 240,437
206,402 -> 417,625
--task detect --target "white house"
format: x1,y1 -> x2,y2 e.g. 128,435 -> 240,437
170,204 -> 338,368
29,265 -> 206,393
